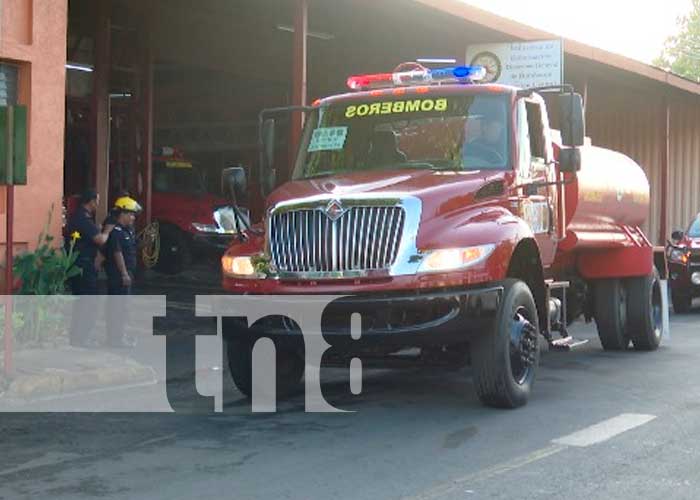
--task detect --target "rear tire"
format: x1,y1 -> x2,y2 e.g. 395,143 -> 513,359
226,337 -> 305,399
155,225 -> 192,275
594,279 -> 630,351
626,272 -> 663,351
672,292 -> 692,314
471,279 -> 540,409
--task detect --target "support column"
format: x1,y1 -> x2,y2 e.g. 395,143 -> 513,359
4,186 -> 14,377
140,7 -> 154,225
288,0 -> 308,180
659,96 -> 670,245
92,0 -> 111,224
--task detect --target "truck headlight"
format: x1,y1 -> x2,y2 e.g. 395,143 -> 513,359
670,248 -> 690,265
221,255 -> 256,277
692,272 -> 700,286
418,244 -> 496,273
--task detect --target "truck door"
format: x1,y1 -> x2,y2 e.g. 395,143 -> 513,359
516,98 -> 558,266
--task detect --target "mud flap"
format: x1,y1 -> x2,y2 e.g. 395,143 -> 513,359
660,278 -> 671,341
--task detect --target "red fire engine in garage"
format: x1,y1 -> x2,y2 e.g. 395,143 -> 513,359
218,62 -> 668,408
65,147 -> 250,275
150,147 -> 250,274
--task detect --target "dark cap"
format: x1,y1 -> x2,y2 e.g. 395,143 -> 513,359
80,189 -> 98,205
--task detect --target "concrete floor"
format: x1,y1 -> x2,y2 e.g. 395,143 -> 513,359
2,298 -> 700,499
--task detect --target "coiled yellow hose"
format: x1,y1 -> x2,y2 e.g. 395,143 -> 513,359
138,220 -> 160,269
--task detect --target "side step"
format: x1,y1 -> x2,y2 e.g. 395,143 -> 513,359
549,336 -> 589,351
544,280 -> 588,351
544,279 -> 570,340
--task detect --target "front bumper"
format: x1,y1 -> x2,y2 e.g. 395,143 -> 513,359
669,262 -> 700,297
222,284 -> 503,348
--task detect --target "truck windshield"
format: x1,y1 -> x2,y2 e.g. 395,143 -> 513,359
153,161 -> 205,194
293,94 -> 510,180
688,218 -> 700,238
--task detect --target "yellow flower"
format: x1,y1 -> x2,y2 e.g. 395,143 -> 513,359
70,231 -> 81,242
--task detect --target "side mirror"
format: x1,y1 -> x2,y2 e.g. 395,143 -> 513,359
671,230 -> 685,242
558,147 -> 581,173
261,118 -> 277,196
221,166 -> 247,206
558,93 -> 585,147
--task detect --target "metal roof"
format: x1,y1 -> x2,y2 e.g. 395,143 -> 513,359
414,0 -> 700,97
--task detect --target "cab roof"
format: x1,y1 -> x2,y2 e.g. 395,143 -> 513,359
315,83 -> 519,108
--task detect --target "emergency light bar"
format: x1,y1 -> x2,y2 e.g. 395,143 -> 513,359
346,65 -> 486,91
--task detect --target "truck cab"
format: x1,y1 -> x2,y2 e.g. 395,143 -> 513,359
220,63 -> 665,408
224,83 -> 564,290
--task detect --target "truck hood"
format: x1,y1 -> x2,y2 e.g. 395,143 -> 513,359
267,169 -> 509,220
687,238 -> 700,249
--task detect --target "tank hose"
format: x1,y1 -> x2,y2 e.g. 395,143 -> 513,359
138,221 -> 160,269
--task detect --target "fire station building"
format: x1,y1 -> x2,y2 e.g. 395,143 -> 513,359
2,0 -> 700,274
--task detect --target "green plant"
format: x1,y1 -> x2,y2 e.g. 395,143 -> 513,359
0,311 -> 26,352
251,254 -> 272,277
16,296 -> 69,347
13,206 -> 82,295
8,207 -> 81,347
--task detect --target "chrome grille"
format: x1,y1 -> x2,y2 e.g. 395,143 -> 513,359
269,206 -> 405,274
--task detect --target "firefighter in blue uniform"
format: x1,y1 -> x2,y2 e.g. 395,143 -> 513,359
102,190 -> 131,228
104,196 -> 142,347
65,189 -> 114,347
98,190 -> 130,268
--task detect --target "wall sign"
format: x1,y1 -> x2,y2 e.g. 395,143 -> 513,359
466,40 -> 563,89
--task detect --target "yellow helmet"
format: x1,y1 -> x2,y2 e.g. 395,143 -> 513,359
114,196 -> 143,213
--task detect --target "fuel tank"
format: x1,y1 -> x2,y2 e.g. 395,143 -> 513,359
562,145 -> 650,250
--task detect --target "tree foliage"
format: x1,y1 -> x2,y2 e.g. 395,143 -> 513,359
654,0 -> 700,81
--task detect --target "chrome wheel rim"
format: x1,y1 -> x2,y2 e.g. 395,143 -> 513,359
509,306 -> 538,385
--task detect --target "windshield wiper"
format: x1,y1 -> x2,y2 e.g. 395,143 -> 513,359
386,161 -> 460,171
302,171 -> 337,180
300,162 -> 459,180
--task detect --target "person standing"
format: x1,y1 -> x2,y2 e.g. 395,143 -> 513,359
96,190 -> 130,271
65,189 -> 114,347
104,196 -> 142,348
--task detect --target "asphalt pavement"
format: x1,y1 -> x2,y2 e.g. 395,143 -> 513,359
2,301 -> 700,500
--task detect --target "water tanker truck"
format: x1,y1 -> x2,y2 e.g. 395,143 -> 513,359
219,63 -> 667,408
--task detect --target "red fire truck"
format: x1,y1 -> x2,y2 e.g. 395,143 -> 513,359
64,146 -> 249,275
219,63 -> 667,408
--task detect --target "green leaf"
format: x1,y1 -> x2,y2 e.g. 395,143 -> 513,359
66,268 -> 82,279
13,209 -> 83,296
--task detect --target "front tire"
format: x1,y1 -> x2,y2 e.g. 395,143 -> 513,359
672,291 -> 692,314
627,272 -> 663,351
471,279 -> 540,409
226,337 -> 305,399
594,279 -> 630,351
155,225 -> 192,275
